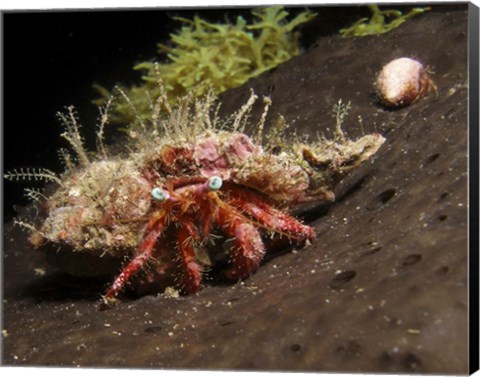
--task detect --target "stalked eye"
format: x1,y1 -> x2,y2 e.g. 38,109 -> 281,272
151,187 -> 169,201
208,176 -> 223,191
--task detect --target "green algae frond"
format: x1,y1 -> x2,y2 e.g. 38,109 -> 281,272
94,6 -> 316,125
339,5 -> 430,38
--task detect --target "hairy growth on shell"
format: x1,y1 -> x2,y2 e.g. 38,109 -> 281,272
6,83 -> 385,262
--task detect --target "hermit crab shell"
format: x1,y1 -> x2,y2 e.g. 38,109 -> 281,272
375,57 -> 432,107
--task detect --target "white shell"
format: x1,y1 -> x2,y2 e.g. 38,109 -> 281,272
376,57 -> 428,107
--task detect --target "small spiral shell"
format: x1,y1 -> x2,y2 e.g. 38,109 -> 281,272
375,57 -> 434,107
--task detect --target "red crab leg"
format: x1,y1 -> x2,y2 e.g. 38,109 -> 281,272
101,217 -> 166,307
176,220 -> 203,293
217,206 -> 265,280
224,184 -> 315,242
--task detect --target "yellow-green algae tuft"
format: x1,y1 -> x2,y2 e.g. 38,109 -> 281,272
339,5 -> 430,38
94,6 -> 316,125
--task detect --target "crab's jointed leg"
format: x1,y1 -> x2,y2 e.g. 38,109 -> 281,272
225,184 -> 316,242
101,214 -> 167,307
217,205 -> 266,280
176,220 -> 203,293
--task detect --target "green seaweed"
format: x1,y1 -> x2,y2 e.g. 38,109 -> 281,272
339,5 -> 430,38
94,6 -> 316,126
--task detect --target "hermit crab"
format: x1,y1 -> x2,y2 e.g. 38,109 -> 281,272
5,88 -> 385,308
375,57 -> 437,107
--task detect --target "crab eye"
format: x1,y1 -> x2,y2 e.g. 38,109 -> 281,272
208,176 -> 223,191
151,187 -> 169,201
